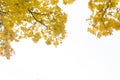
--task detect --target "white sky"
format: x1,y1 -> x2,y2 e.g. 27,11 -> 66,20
0,0 -> 120,80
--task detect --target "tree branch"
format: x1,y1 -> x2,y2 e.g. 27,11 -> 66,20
28,9 -> 47,27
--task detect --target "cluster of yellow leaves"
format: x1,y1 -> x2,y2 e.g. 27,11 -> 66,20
63,0 -> 75,5
87,0 -> 120,38
0,0 -> 75,59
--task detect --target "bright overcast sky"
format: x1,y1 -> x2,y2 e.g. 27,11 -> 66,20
0,0 -> 120,80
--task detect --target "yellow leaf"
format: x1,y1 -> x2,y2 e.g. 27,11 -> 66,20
63,0 -> 75,4
50,0 -> 59,5
87,28 -> 96,35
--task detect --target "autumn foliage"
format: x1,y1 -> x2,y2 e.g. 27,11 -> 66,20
87,0 -> 120,38
0,0 -> 75,59
0,0 -> 120,59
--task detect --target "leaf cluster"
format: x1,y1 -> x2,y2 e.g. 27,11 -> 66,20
87,0 -> 120,38
0,0 -> 75,59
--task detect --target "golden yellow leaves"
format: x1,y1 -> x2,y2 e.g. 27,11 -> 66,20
0,0 -> 71,59
87,0 -> 120,38
0,40 -> 15,59
95,0 -> 105,2
2,0 -> 120,60
110,0 -> 119,8
32,32 -> 41,43
50,0 -> 59,5
87,28 -> 96,35
63,0 -> 75,5
38,0 -> 75,5
45,38 -> 52,45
